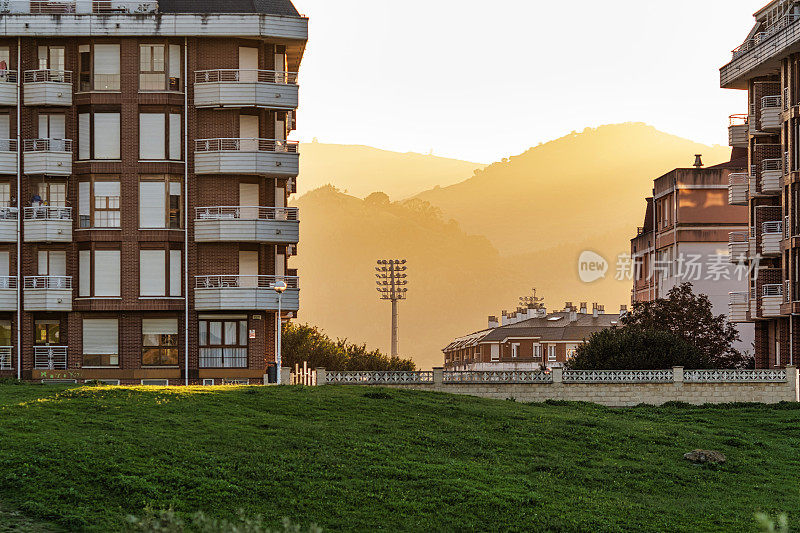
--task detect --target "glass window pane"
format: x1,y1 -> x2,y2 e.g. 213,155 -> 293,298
224,322 -> 237,345
239,321 -> 247,347
209,322 -> 222,345
199,321 -> 207,346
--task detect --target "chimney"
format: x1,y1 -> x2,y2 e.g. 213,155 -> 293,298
694,154 -> 703,168
501,311 -> 509,326
539,307 -> 547,318
565,302 -> 573,312
619,305 -> 628,317
598,305 -> 605,314
488,315 -> 499,328
579,302 -> 588,314
526,304 -> 536,319
569,307 -> 578,322
592,303 -> 599,318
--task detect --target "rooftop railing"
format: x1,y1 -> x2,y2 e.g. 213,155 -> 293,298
195,275 -> 299,290
195,206 -> 299,221
23,139 -> 72,152
23,70 -> 72,84
6,1 -> 158,14
23,206 -> 72,220
195,138 -> 299,153
194,69 -> 298,85
732,13 -> 800,59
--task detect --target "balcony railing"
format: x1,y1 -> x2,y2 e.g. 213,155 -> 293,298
24,276 -> 72,289
0,71 -> 17,84
762,95 -> 782,109
195,275 -> 299,290
0,276 -> 18,289
0,207 -> 18,221
194,69 -> 298,85
786,87 -> 791,111
199,348 -> 247,369
732,13 -> 800,59
13,1 -> 158,14
764,284 -> 784,298
730,292 -> 748,305
23,206 -> 72,220
0,139 -> 17,152
195,206 -> 299,221
33,345 -> 67,370
194,138 -> 299,153
23,139 -> 73,153
0,346 -> 10,371
763,158 -> 783,172
729,113 -> 748,126
729,231 -> 748,244
23,70 -> 72,84
763,221 -> 783,234
788,280 -> 793,303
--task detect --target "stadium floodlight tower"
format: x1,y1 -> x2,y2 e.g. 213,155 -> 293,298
376,259 -> 408,356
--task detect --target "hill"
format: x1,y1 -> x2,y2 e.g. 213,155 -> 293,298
416,123 -> 732,257
298,141 -> 486,199
0,384 -> 797,532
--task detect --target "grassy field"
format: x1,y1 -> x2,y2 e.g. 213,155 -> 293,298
0,384 -> 798,532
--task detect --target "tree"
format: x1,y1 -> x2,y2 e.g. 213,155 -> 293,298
567,327 -> 705,370
622,283 -> 750,368
281,323 -> 416,371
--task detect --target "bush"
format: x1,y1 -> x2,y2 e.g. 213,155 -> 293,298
567,327 -> 706,370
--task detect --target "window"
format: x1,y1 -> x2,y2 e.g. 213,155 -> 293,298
142,318 -> 179,366
566,344 -> 578,359
38,113 -> 65,139
490,344 -> 499,361
199,318 -> 248,368
511,343 -> 519,358
38,250 -> 66,277
141,379 -> 168,386
139,44 -> 181,91
533,344 -> 541,360
139,247 -> 181,297
93,44 -> 120,91
139,110 -> 182,160
79,110 -> 120,160
139,176 -> 182,229
79,178 -> 120,228
0,320 -> 11,347
37,46 -> 64,73
82,318 -> 118,367
548,345 -> 557,362
35,182 -> 66,207
79,248 -> 120,297
0,183 -> 10,207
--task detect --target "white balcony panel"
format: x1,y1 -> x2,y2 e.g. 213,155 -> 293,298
194,275 -> 299,312
0,208 -> 18,242
0,150 -> 18,175
24,290 -> 72,312
194,77 -> 298,110
728,172 -> 748,205
728,124 -> 748,147
23,140 -> 72,175
194,207 -> 299,244
23,71 -> 73,107
728,292 -> 749,323
761,170 -> 782,193
194,139 -> 299,176
762,295 -> 783,318
761,228 -> 782,256
0,288 -> 16,311
761,107 -> 781,130
728,239 -> 749,264
23,219 -> 72,242
0,75 -> 18,106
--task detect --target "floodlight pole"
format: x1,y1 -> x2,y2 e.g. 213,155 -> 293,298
376,259 -> 407,357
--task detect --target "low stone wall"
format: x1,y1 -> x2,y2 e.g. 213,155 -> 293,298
314,367 -> 799,407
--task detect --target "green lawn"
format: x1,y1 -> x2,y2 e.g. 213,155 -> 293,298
0,385 -> 797,532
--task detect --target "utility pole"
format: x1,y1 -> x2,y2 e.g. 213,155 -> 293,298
376,259 -> 408,356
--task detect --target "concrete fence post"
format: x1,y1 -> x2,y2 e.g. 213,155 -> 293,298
786,365 -> 798,402
433,367 -> 444,390
672,367 -> 684,384
552,367 -> 563,384
280,367 -> 291,385
316,367 -> 327,386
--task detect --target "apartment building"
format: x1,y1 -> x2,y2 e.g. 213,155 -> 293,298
630,153 -> 755,353
721,0 -> 800,368
0,0 -> 306,384
443,302 -> 622,371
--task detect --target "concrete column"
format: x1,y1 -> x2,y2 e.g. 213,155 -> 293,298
672,366 -> 684,384
433,367 -> 444,389
280,367 -> 291,385
787,365 -> 798,402
316,367 -> 327,386
552,367 -> 563,384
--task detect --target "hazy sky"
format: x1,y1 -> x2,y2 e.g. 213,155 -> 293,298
289,0 -> 759,163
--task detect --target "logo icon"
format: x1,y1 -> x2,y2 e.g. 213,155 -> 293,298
578,251 -> 608,283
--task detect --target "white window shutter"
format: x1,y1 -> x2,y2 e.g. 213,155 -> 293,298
78,182 -> 90,217
83,319 -> 118,355
140,249 -> 165,296
0,115 -> 9,141
239,251 -> 258,288
78,113 -> 90,160
139,181 -> 165,229
49,251 -> 66,277
38,251 -> 48,275
168,44 -> 181,79
139,113 -> 166,159
93,44 -> 120,90
93,113 -> 120,160
169,113 -> 181,160
0,251 -> 9,277
94,181 -> 120,198
169,249 -> 181,296
79,250 -> 90,297
49,115 -> 65,139
94,250 -> 120,297
143,318 -> 178,335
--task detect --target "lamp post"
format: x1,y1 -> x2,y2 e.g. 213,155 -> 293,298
376,259 -> 408,356
274,280 -> 287,384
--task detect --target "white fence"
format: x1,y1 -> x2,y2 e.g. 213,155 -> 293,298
325,371 -> 434,384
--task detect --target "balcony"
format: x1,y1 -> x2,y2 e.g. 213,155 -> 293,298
0,346 -> 11,371
728,232 -> 749,263
728,292 -> 749,323
23,207 -> 72,242
0,139 -> 18,175
194,275 -> 299,312
762,284 -> 784,318
194,206 -> 299,244
33,345 -> 67,370
761,221 -> 783,256
760,95 -> 782,130
728,114 -> 748,148
23,276 -> 72,311
23,139 -> 72,175
23,70 -> 72,106
0,71 -> 17,106
0,276 -> 17,311
194,70 -> 299,110
0,207 -> 18,242
194,139 -> 299,177
761,159 -> 782,194
728,172 -> 748,205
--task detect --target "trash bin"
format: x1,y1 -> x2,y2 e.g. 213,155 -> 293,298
267,363 -> 278,384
